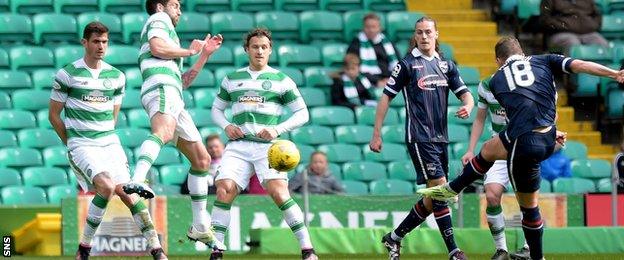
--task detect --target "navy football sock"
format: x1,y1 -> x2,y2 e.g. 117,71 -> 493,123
521,206 -> 544,260
448,153 -> 493,192
432,199 -> 458,253
393,199 -> 430,239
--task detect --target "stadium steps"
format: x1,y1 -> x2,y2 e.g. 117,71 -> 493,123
407,0 -> 472,11
437,22 -> 497,37
424,10 -> 489,21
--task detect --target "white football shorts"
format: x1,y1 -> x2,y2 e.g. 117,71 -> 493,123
68,143 -> 130,192
483,160 -> 510,189
142,85 -> 202,143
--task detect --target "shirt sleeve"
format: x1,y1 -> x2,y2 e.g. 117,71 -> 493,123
383,60 -> 409,98
146,15 -> 172,42
546,54 -> 574,75
213,77 -> 231,110
113,72 -> 126,105
281,78 -> 306,112
50,70 -> 70,103
477,80 -> 489,109
447,61 -> 469,98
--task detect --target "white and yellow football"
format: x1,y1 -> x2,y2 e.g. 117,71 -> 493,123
267,140 -> 300,172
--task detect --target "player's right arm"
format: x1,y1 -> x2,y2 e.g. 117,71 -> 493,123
463,108 -> 487,165
211,77 -> 244,140
49,71 -> 70,145
569,59 -> 624,83
370,60 -> 409,152
149,37 -> 203,60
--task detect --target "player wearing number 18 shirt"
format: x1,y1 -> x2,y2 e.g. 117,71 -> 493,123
419,36 -> 624,260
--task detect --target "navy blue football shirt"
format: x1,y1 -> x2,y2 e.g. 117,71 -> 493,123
489,54 -> 574,139
384,48 -> 469,143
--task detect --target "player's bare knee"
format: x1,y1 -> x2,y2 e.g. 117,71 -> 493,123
95,173 -> 115,198
486,192 -> 501,207
192,149 -> 211,170
422,197 -> 433,211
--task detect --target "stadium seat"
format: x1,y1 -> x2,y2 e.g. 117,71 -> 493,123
121,89 -> 142,110
517,0 -> 541,19
0,71 -> 32,94
448,160 -> 463,179
18,129 -> 62,149
572,159 -> 612,179
439,43 -> 455,61
160,164 -> 189,185
47,185 -> 77,204
334,125 -> 374,144
299,11 -> 343,42
369,179 -> 414,195
0,110 -> 37,130
187,0 -> 230,12
458,66 -> 481,86
77,12 -> 122,43
356,106 -> 399,125
105,45 -> 139,71
343,11 -> 386,42
0,168 -> 22,187
42,146 -> 68,167
601,14 -> 624,40
0,130 -> 17,148
152,184 -> 181,195
117,128 -> 150,148
2,186 -> 48,205
0,148 -> 43,168
122,147 -> 134,164
389,93 -> 406,107
127,109 -> 151,129
319,0 -> 362,11
387,160 -> 417,181
299,88 -> 327,107
54,0 -> 97,14
381,125 -> 405,143
10,0 -> 53,14
310,106 -> 355,126
0,14 -> 33,44
182,92 -> 195,108
304,67 -> 334,88
9,46 -> 54,72
278,67 -> 305,87
278,44 -> 322,69
291,126 -> 335,145
275,0 -> 318,12
36,109 -> 54,129
540,179 -> 552,193
0,0 -> 6,12
190,46 -> 233,70
318,143 -> 361,163
364,0 -> 405,11
342,161 -> 387,181
211,12 -> 254,43
22,167 -> 68,187
255,11 -> 299,42
321,43 -> 348,68
12,90 -> 50,111
121,13 -> 148,45
607,89 -> 624,117
0,49 -> 7,70
295,144 -> 316,163
123,68 -> 142,89
193,88 -> 218,109
176,12 -> 211,42
562,141 -> 588,160
114,110 -> 128,128
232,0 -> 273,11
99,0 -> 142,14
386,11 -> 425,41
596,178 -> 612,192
0,91 -> 10,109
33,13 -> 77,44
569,45 -> 612,64
447,106 -> 477,125
54,45 -> 83,68
451,142 -> 483,160
32,69 -> 57,90
448,124 -> 469,143
552,177 -> 596,194
340,180 -> 368,194
187,108 -> 213,128
214,67 -> 238,86
363,143 -> 408,162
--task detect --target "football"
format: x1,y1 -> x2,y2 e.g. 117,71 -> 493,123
267,140 -> 301,172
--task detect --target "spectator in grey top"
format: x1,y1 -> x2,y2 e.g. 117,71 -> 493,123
289,152 -> 344,194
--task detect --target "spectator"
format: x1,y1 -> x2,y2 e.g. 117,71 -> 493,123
331,54 -> 377,109
181,135 -> 224,194
347,13 -> 399,87
289,152 -> 344,194
246,175 -> 268,195
615,141 -> 624,192
539,0 -> 609,54
540,149 -> 572,182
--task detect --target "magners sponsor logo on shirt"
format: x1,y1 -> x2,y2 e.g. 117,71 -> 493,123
238,91 -> 265,104
82,90 -> 109,103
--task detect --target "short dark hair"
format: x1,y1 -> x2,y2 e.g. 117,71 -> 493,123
82,21 -> 109,40
205,134 -> 222,144
363,13 -> 380,23
495,36 -> 524,61
146,0 -> 169,15
244,28 -> 272,49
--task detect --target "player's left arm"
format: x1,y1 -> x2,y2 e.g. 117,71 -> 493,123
569,59 -> 624,83
112,73 -> 125,124
448,61 -> 474,118
182,34 -> 224,89
257,80 -> 309,141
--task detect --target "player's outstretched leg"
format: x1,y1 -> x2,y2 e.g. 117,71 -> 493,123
76,173 -> 115,260
418,153 -> 493,200
382,198 -> 431,260
520,206 -> 543,260
123,134 -> 164,199
431,199 -> 466,260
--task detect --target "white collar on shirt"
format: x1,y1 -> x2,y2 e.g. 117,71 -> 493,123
504,54 -> 525,65
411,47 -> 440,61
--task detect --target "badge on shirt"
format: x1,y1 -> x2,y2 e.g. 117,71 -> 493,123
438,61 -> 448,73
262,80 -> 272,90
391,64 -> 401,77
103,79 -> 112,89
387,77 -> 396,86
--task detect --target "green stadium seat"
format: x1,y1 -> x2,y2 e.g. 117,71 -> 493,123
0,49 -> 7,70
386,11 -> 425,41
36,109 -> 54,129
10,0 -> 53,14
105,45 -> 139,71
33,13 -> 77,44
211,12 -> 254,42
2,186 -> 48,205
572,159 -> 612,179
0,91 -> 10,109
364,0 -> 405,11
42,146 -> 68,167
0,130 -> 17,148
452,142 -> 483,160
562,141 -> 588,160
448,91 -> 463,106
0,169 -> 22,187
370,179 -> 414,195
607,89 -> 624,117
387,160 -> 416,181
310,106 -> 355,126
596,178 -> 612,192
12,90 -> 50,111
182,91 -> 195,108
175,12 -> 210,42
356,106 -> 399,125
304,67 -> 334,88
291,125 -> 335,145
334,125 -> 374,144
540,179 -> 552,193
121,13 -> 148,45
121,89 -> 143,110
187,0 -> 230,12
198,127 -> 226,142
193,88 -> 218,109
255,11 -> 299,41
569,45 -> 613,64
187,108 -> 213,128
362,143 -> 408,162
601,14 -> 624,40
0,14 -> 33,44
123,68 -> 142,89
18,128 -> 62,149
321,43 -> 348,68
127,109 -> 150,128
340,180 -> 368,194
122,147 -> 134,164
343,161 -> 387,181
275,0 -> 318,12
0,0 -> 6,12
447,106 -> 477,125
189,46 -> 233,70
77,13 -> 122,43
448,124 -> 469,143
32,69 -> 57,90
0,71 -> 32,94
299,88 -> 327,107
47,185 -> 77,204
54,45 -> 83,68
114,111 -> 128,127
54,0 -> 98,14
517,0 -> 540,19
389,93 -> 406,107
278,44 -> 322,70
299,11 -> 343,42
439,43 -> 455,61
0,148 -> 43,168
320,0 -> 362,11
232,0 -> 273,11
277,67 -> 304,87
395,41 -> 409,57
552,177 -> 596,194
296,144 -> 316,163
0,110 -> 37,130
381,125 -> 404,143
135,146 -> 180,166
448,159 -> 463,179
9,46 -> 54,72
214,67 -> 238,86
318,143 -> 361,163
343,11 -> 386,42
99,0 -> 142,14
22,167 -> 68,187
152,184 -> 181,195
118,128 -> 150,148
458,66 -> 481,86
160,164 -> 189,185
